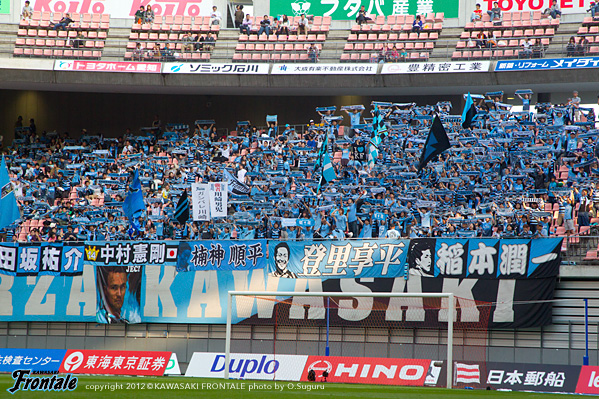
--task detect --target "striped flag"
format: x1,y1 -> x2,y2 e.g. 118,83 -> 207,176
454,363 -> 480,384
174,190 -> 190,224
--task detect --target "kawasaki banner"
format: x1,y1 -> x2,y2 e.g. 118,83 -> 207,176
269,0 -> 458,21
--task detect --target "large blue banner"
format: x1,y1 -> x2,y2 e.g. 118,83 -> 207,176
0,348 -> 66,373
495,57 -> 599,72
0,238 -> 562,328
269,238 -> 562,279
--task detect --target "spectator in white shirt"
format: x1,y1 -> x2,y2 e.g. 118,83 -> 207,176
22,1 -> 33,20
210,6 -> 222,25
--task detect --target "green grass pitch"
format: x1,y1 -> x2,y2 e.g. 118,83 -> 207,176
1,375 -> 593,398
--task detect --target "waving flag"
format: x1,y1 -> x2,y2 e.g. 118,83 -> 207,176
462,92 -> 477,129
0,157 -> 21,230
368,106 -> 386,168
122,170 -> 145,223
224,169 -> 250,195
174,190 -> 190,224
418,115 -> 450,171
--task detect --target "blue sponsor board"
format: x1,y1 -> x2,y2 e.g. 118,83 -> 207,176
495,57 -> 599,72
0,348 -> 66,373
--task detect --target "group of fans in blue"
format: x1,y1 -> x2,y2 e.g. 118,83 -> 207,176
5,88 -> 599,243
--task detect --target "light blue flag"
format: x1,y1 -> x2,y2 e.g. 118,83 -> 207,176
322,152 -> 337,182
122,170 -> 145,223
0,157 -> 21,230
462,92 -> 476,129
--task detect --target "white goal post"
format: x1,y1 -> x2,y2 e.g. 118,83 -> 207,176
225,291 -> 455,389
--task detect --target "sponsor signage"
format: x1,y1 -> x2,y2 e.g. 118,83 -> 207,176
185,352 -> 308,381
301,356 -> 431,386
576,366 -> 599,394
163,63 -> 270,74
59,350 -> 171,376
451,361 -> 580,393
381,61 -> 491,74
0,349 -> 66,373
25,0 -> 213,18
269,0 -> 458,20
165,353 -> 181,375
272,63 -> 377,75
54,60 -> 162,73
495,57 -> 599,72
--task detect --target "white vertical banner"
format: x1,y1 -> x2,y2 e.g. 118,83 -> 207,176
191,183 -> 210,221
209,182 -> 228,218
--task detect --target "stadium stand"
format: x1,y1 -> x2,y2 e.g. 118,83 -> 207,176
232,16 -> 330,62
452,11 -> 559,60
124,15 -> 219,61
340,13 -> 443,62
4,91 -> 598,245
14,12 -> 109,58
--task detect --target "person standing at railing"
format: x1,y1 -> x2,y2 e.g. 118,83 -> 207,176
234,5 -> 244,28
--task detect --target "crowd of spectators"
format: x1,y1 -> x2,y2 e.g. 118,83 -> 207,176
4,90 -> 599,243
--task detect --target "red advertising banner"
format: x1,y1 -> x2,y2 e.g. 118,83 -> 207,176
576,366 -> 599,394
59,350 -> 171,376
54,60 -> 162,73
301,356 -> 431,386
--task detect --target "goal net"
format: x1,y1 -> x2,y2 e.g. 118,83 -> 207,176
225,291 -> 491,388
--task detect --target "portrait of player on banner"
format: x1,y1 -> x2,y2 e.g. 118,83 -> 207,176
96,266 -> 142,324
408,239 -> 436,277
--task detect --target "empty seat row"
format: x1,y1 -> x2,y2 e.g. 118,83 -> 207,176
578,26 -> 599,35
340,52 -> 429,61
461,28 -> 555,39
465,18 -> 559,30
14,48 -> 102,58
345,42 -> 434,51
232,53 -> 313,62
124,51 -> 210,61
238,33 -> 326,42
15,38 -> 105,48
349,32 -> 438,41
235,43 -> 322,52
18,28 -> 107,39
351,23 -> 443,32
453,49 -> 521,59
456,38 -> 551,48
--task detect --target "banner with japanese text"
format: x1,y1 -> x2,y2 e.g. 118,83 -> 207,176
445,361 -> 581,393
0,238 -> 560,327
0,242 -> 84,276
268,238 -> 562,280
269,0 -> 458,20
191,183 -> 210,221
209,182 -> 228,218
